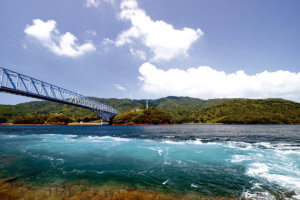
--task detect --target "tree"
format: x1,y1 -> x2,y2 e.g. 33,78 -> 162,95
12,115 -> 48,124
112,106 -> 174,125
47,114 -> 73,124
0,115 -> 7,123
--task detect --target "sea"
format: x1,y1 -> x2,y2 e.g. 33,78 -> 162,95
0,125 -> 299,199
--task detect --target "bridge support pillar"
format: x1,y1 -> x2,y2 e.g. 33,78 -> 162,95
92,110 -> 115,125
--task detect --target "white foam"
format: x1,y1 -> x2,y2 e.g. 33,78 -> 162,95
162,139 -> 202,145
158,149 -> 163,156
85,136 -> 131,142
247,163 -> 269,176
144,147 -> 163,156
41,134 -> 77,137
231,155 -> 251,163
256,142 -> 273,148
43,134 -> 60,136
225,141 -> 253,150
6,135 -> 18,138
162,179 -> 169,185
191,183 -> 199,188
261,174 -> 300,193
275,149 -> 300,156
187,139 -> 202,145
246,162 -> 300,198
113,137 -> 131,142
241,191 -> 276,200
163,140 -> 185,145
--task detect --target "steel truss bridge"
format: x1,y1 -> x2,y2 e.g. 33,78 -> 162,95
0,67 -> 119,121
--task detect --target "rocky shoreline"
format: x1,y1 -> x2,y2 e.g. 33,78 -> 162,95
0,177 -> 236,200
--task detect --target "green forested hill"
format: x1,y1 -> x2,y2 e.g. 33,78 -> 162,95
0,101 -> 94,119
0,97 -> 299,124
112,106 -> 173,125
93,96 -> 231,122
0,96 -> 211,120
189,99 -> 300,124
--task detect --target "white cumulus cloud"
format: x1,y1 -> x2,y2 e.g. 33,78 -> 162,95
85,0 -> 115,8
130,48 -> 146,60
113,0 -> 203,61
114,84 -> 126,91
138,62 -> 300,101
85,0 -> 100,8
24,19 -> 96,57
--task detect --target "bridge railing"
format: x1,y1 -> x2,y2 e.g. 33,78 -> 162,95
0,67 -> 119,119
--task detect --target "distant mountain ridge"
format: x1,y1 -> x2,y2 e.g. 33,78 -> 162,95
0,96 -> 299,124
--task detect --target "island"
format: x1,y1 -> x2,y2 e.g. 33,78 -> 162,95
0,97 -> 299,125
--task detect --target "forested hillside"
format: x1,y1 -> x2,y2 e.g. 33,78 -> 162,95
0,97 -> 299,124
189,99 -> 300,124
112,106 -> 173,125
0,101 -> 94,119
0,96 -> 223,121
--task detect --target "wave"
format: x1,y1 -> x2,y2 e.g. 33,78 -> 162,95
1,131 -> 299,199
144,147 -> 163,156
242,190 -> 277,200
162,138 -> 203,145
246,162 -> 300,199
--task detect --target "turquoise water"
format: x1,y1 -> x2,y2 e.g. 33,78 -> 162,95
0,125 -> 299,199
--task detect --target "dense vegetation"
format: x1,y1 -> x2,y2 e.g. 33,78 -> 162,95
12,115 -> 49,124
112,106 -> 173,125
189,99 -> 300,124
0,96 -> 223,123
0,115 -> 7,123
0,101 -> 94,120
0,97 -> 299,124
11,114 -> 72,124
10,114 -> 100,124
93,96 -> 230,123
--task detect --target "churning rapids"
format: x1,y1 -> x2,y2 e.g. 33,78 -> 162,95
0,125 -> 299,199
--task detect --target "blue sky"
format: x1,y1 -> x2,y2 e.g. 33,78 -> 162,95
0,0 -> 300,104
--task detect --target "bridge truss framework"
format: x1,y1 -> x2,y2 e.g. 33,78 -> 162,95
0,67 -> 119,121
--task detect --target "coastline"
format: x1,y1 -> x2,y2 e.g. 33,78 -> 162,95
0,122 -> 103,126
0,177 -> 235,200
1,122 -> 300,125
